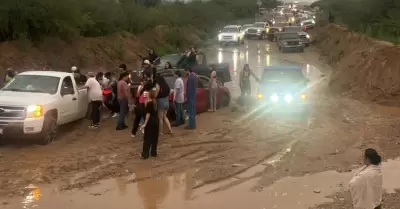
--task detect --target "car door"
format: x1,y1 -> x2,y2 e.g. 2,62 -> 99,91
196,77 -> 208,113
59,76 -> 78,124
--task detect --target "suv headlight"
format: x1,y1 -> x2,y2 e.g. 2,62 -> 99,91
257,29 -> 261,32
218,34 -> 222,40
306,34 -> 310,39
26,105 -> 43,118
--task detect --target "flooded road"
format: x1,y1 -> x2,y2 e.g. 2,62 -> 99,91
2,39 -> 400,209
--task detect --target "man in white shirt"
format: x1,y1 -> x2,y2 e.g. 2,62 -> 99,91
173,70 -> 185,126
84,72 -> 104,128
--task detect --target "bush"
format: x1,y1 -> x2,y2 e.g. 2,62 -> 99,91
312,0 -> 400,43
0,0 -> 279,43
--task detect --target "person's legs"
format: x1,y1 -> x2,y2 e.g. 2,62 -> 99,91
187,100 -> 196,129
158,109 -> 164,134
211,88 -> 217,111
174,102 -> 184,126
150,124 -> 159,157
131,112 -> 142,136
116,99 -> 127,129
163,111 -> 172,133
90,101 -> 101,127
141,130 -> 151,159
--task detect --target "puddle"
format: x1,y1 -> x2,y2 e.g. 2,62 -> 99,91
3,156 -> 400,209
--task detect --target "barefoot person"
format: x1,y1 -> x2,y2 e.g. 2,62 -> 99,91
208,68 -> 218,112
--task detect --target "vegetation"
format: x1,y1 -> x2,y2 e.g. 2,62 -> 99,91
312,0 -> 400,43
0,0 -> 279,43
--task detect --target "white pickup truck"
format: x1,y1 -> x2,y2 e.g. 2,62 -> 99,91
0,71 -> 89,145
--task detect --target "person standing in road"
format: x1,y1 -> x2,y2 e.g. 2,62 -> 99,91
185,68 -> 197,129
83,72 -> 104,129
116,72 -> 132,130
209,68 -> 218,112
155,75 -> 173,134
349,148 -> 383,209
140,90 -> 159,159
239,64 -> 255,96
172,70 -> 185,127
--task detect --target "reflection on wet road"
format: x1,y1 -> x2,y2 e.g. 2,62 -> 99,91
203,40 -> 324,97
3,159 -> 400,209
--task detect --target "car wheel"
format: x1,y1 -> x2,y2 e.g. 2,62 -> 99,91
218,94 -> 231,108
37,116 -> 57,145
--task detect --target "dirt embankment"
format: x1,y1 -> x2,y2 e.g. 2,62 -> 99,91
312,24 -> 400,106
0,26 -> 201,74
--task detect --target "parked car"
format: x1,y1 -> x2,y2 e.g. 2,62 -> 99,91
130,52 -> 232,95
276,32 -> 305,53
218,25 -> 245,45
241,24 -> 253,33
0,71 -> 89,145
162,73 -> 231,119
282,26 -> 310,46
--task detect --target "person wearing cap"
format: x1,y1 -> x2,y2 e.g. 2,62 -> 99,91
185,67 -> 197,129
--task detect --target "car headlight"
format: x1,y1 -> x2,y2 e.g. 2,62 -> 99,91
233,35 -> 237,39
301,93 -> 307,101
257,29 -> 261,32
257,93 -> 263,100
306,34 -> 310,39
284,94 -> 293,103
218,34 -> 222,40
313,15 -> 316,19
270,94 -> 279,102
26,105 -> 43,118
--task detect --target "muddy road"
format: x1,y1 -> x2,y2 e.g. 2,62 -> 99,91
1,40 -> 400,209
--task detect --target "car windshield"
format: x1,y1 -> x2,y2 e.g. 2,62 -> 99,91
280,34 -> 299,39
164,76 -> 176,89
262,70 -> 304,81
242,25 -> 252,29
253,23 -> 265,28
284,27 -> 302,32
221,27 -> 239,33
2,75 -> 60,94
159,54 -> 183,67
303,21 -> 313,25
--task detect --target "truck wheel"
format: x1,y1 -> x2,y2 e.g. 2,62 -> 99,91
37,116 -> 57,145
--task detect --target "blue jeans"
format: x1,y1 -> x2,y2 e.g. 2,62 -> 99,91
174,102 -> 185,125
187,99 -> 196,129
117,99 -> 128,128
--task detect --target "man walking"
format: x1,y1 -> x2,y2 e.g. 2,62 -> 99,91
185,68 -> 197,129
173,70 -> 185,126
83,72 -> 103,129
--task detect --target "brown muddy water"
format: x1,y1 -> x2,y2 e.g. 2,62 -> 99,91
2,156 -> 400,209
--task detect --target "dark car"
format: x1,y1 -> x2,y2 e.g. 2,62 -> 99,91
275,32 -> 305,53
163,74 -> 231,119
255,65 -> 309,116
131,52 -> 231,87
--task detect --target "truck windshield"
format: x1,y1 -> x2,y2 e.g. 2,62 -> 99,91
284,27 -> 302,32
262,70 -> 304,81
160,54 -> 183,67
221,28 -> 239,33
253,23 -> 265,28
2,75 -> 60,94
280,34 -> 299,39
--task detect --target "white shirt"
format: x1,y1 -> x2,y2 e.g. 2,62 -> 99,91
174,77 -> 184,103
102,76 -> 110,87
349,165 -> 383,209
85,77 -> 103,101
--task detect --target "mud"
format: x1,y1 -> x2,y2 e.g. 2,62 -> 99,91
312,24 -> 400,106
1,37 -> 400,208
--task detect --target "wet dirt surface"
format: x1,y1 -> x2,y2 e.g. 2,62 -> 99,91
1,39 -> 400,208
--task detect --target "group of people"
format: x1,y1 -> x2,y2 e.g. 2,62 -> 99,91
81,48 -> 206,160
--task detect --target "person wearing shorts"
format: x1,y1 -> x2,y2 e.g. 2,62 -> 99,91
155,75 -> 173,134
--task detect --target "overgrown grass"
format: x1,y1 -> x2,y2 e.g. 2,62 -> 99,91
313,0 -> 400,44
0,0 -> 278,44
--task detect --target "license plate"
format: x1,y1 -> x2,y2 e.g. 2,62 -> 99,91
0,128 -> 3,134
